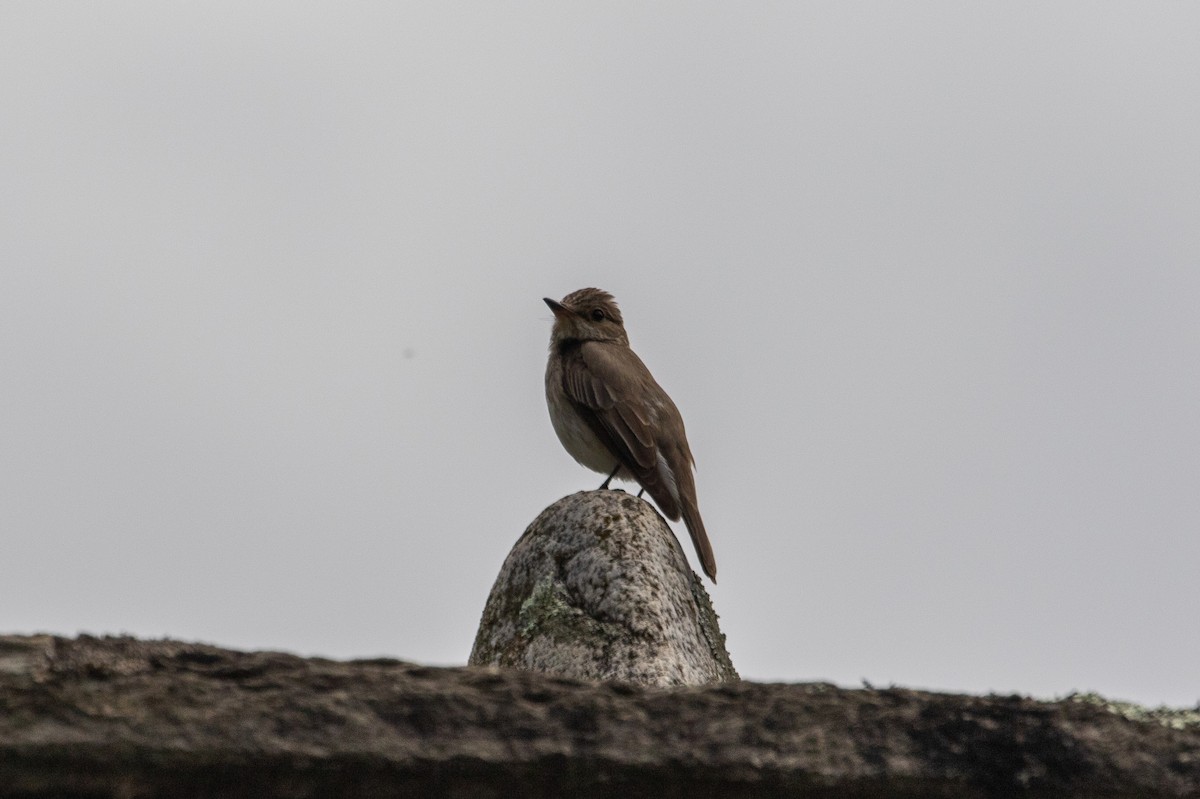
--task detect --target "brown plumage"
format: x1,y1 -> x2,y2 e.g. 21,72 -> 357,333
543,288 -> 718,582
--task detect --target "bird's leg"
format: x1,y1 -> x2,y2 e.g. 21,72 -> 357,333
599,463 -> 621,490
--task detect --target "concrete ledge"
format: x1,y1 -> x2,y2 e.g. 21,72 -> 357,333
1,634 -> 1198,798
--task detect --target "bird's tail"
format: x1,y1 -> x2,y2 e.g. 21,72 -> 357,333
681,496 -> 717,583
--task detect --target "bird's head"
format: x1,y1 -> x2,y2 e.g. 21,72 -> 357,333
544,288 -> 628,346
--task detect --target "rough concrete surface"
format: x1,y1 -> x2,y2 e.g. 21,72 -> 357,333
1,634 -> 1198,798
469,490 -> 736,686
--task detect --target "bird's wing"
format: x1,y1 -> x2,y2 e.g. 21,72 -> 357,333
559,341 -> 681,518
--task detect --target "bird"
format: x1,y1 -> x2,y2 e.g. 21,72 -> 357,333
543,288 -> 717,582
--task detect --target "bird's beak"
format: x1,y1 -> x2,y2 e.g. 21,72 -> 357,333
544,297 -> 573,319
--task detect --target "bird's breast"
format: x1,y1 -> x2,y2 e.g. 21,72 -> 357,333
545,360 -> 621,475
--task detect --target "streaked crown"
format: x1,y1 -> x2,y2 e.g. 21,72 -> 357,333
547,287 -> 628,345
561,288 -> 623,325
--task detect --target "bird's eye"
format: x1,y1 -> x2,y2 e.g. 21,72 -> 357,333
590,308 -> 606,322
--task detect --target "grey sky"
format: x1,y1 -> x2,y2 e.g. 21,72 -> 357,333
2,4 -> 1198,707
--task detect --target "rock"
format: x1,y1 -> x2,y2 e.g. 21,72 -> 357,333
468,490 -> 737,686
1,634 -> 1198,798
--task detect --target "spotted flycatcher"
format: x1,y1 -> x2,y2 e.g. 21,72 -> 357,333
543,288 -> 718,582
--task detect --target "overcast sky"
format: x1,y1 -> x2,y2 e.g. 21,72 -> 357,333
3,4 -> 1198,708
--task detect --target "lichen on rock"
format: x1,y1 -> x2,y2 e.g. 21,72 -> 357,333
469,490 -> 737,686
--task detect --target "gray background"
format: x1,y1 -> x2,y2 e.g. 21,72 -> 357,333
3,4 -> 1198,707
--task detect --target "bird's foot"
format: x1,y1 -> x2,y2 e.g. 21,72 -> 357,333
598,463 -> 622,490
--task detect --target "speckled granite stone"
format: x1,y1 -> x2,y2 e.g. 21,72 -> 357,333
469,490 -> 737,686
